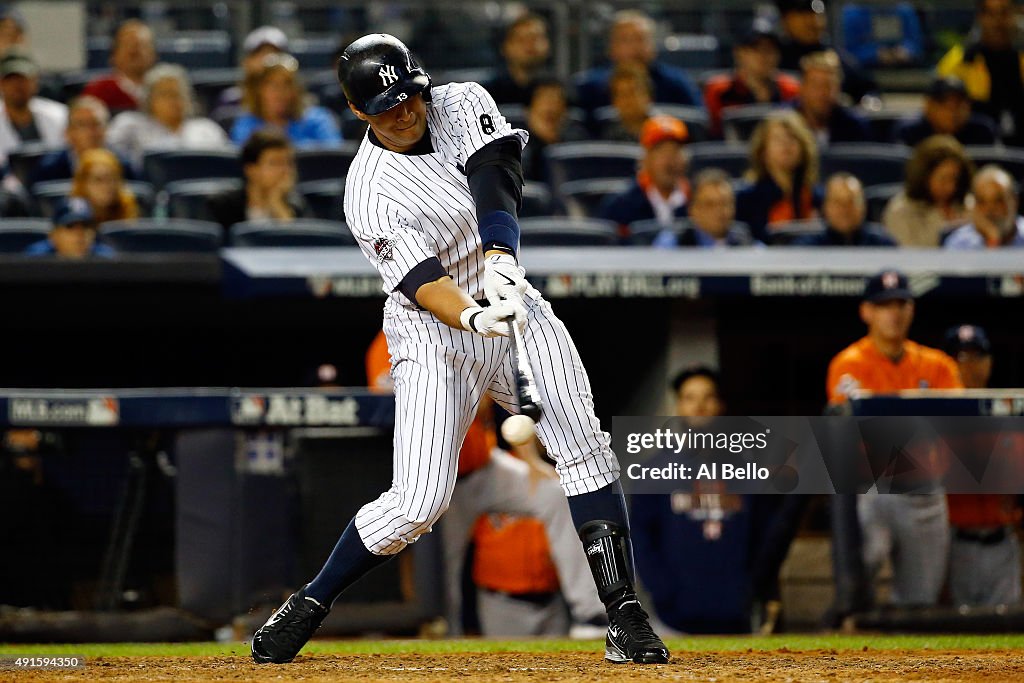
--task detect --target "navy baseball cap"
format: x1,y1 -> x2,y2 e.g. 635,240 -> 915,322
944,324 -> 992,356
927,76 -> 968,102
777,0 -> 826,15
863,270 -> 912,302
53,197 -> 96,227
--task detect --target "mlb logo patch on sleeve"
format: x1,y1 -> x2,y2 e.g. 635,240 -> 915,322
372,236 -> 399,263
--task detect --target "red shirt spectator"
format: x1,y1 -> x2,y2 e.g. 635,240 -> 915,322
82,20 -> 156,114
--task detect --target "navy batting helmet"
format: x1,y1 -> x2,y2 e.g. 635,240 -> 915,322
336,34 -> 431,115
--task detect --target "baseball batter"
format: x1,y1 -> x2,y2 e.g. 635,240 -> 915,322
251,34 -> 668,665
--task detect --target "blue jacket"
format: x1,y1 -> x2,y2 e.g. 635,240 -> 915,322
791,223 -> 897,246
599,182 -> 688,237
841,3 -> 925,67
734,178 -> 823,243
788,100 -> 870,144
230,107 -> 342,147
24,239 -> 116,257
894,114 -> 998,147
575,61 -> 703,114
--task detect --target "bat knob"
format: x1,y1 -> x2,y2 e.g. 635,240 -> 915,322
521,401 -> 544,422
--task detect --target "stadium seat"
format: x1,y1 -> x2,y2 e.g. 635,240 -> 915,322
594,104 -> 710,143
821,144 -> 910,186
143,150 -> 242,190
765,219 -> 824,245
31,180 -> 156,218
861,109 -> 910,143
520,184 -> 555,218
544,142 -> 642,188
964,146 -> 1024,180
8,142 -> 59,187
190,68 -> 243,115
0,218 -> 50,253
290,37 -> 342,70
298,179 -> 345,221
560,178 -> 633,218
661,33 -> 722,69
165,178 -> 244,221
295,144 -> 360,183
156,31 -> 233,69
498,104 -> 527,130
230,219 -> 357,247
518,217 -> 619,246
99,218 -> 223,253
863,182 -> 903,223
627,218 -> 670,245
687,141 -> 750,178
721,104 -> 783,143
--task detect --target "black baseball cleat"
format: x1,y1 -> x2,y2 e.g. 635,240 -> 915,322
251,586 -> 329,664
605,597 -> 670,664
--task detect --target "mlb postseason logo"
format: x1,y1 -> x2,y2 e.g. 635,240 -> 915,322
231,393 -> 360,427
8,397 -> 119,426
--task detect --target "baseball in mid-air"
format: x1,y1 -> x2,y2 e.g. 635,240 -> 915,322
501,414 -> 536,446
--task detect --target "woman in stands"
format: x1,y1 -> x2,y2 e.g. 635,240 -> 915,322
230,54 -> 341,147
69,149 -> 138,223
106,63 -> 230,173
882,134 -> 974,247
734,110 -> 819,242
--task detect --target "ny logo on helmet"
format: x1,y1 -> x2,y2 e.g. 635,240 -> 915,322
379,65 -> 398,86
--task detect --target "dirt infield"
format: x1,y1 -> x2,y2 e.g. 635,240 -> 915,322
11,649 -> 1024,683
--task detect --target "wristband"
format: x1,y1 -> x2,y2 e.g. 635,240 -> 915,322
460,306 -> 485,332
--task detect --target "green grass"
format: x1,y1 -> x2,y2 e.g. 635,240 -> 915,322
3,634 -> 1024,658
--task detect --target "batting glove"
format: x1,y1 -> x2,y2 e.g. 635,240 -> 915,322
460,299 -> 527,338
483,253 -> 527,306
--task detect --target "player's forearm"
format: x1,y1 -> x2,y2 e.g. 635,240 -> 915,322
414,276 -> 479,329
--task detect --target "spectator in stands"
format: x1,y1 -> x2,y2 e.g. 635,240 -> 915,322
0,51 -> 66,166
895,77 -> 998,147
69,148 -> 138,223
651,168 -> 755,247
791,51 -> 870,146
631,367 -> 802,634
827,270 -> 962,610
207,130 -> 309,232
484,12 -> 551,106
703,24 -> 800,139
776,0 -> 876,102
213,26 -> 290,118
0,6 -> 27,56
735,110 -> 819,241
30,96 -> 138,186
82,20 -> 156,114
840,2 -> 924,68
521,77 -> 586,183
600,115 -> 689,237
106,64 -> 229,173
792,173 -> 896,246
574,9 -> 702,121
597,65 -> 655,142
23,197 -> 114,258
231,53 -> 341,147
945,165 -> 1024,249
942,324 -> 1023,608
937,0 -> 1024,146
882,135 -> 973,246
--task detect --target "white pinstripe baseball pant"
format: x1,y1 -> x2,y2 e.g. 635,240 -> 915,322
355,289 -> 621,555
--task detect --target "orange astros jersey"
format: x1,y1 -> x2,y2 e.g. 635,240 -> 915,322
827,336 -> 963,404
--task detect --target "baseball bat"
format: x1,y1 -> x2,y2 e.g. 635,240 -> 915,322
507,317 -> 544,422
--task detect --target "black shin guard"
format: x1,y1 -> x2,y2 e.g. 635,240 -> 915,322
579,520 -> 635,608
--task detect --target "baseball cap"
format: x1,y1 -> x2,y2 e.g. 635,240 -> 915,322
776,0 -> 826,15
0,50 -> 37,78
926,76 -> 968,101
640,115 -> 689,149
737,19 -> 780,48
243,26 -> 289,55
863,270 -> 912,302
53,197 -> 96,227
944,324 -> 992,356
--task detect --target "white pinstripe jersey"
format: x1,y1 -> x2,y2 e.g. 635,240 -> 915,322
343,82 -> 529,307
